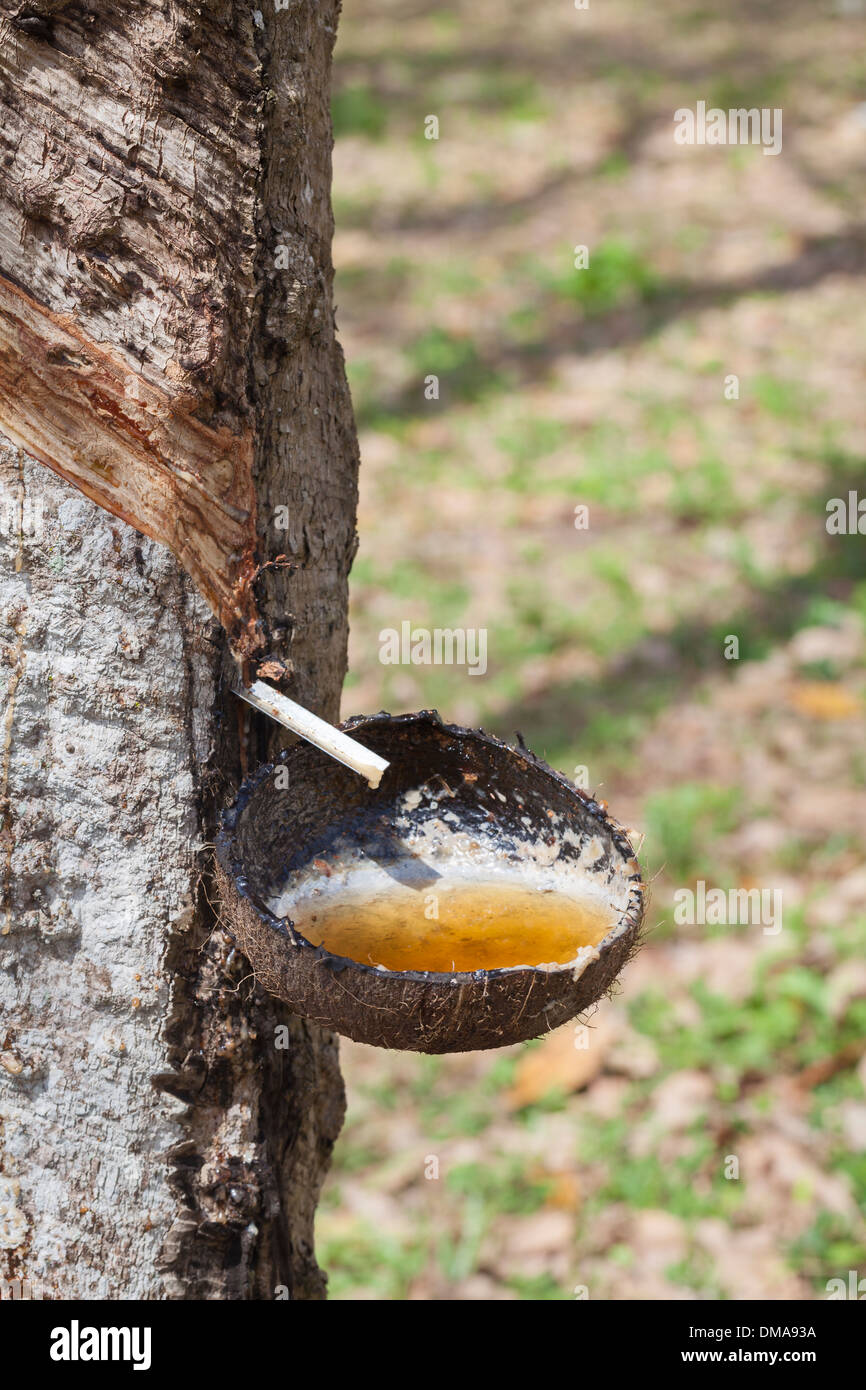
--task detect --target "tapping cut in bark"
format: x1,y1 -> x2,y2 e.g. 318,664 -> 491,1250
0,275 -> 264,662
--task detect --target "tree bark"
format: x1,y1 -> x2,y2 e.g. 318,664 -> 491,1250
0,0 -> 357,1299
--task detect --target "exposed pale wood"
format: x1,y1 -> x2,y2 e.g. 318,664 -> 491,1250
0,276 -> 262,659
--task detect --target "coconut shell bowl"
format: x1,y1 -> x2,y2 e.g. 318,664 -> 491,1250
215,711 -> 645,1054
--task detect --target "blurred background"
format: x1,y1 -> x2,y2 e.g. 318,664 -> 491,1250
321,0 -> 866,1298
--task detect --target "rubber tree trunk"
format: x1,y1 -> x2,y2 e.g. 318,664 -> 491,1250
0,0 -> 357,1299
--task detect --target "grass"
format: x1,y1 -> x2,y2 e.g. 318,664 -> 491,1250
629,963 -> 866,1077
533,239 -> 663,317
405,327 -> 509,404
332,84 -> 390,140
789,1214 -> 866,1297
319,1225 -> 427,1300
324,0 -> 866,1301
588,1129 -> 744,1222
643,782 -> 742,881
